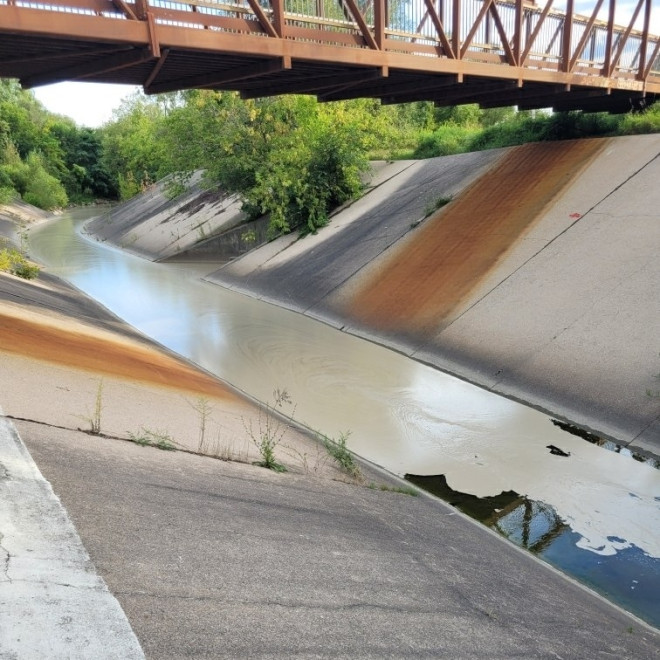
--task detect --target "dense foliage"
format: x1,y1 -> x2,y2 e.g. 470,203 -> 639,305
0,74 -> 658,232
0,79 -> 117,209
413,103 -> 660,158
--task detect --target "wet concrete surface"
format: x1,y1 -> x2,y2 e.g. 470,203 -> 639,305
18,420 -> 660,659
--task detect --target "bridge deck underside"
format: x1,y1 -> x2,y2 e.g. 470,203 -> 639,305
0,2 -> 658,112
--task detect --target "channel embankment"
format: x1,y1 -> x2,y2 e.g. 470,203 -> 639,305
204,135 -> 660,458
3,163 -> 660,656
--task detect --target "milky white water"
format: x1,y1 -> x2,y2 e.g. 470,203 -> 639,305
28,210 -> 660,576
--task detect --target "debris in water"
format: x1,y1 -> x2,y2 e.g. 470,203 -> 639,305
547,444 -> 571,457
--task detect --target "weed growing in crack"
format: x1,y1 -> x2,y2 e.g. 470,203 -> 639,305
282,442 -> 329,475
368,482 -> 419,496
128,427 -> 177,451
645,355 -> 660,399
188,396 -> 213,453
319,431 -> 361,480
78,379 -> 103,435
423,194 -> 452,219
243,388 -> 293,473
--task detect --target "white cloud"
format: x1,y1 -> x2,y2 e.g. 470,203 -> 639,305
33,82 -> 140,128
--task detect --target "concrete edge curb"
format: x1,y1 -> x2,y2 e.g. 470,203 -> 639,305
0,410 -> 145,659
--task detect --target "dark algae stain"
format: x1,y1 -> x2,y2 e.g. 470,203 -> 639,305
407,473 -> 660,629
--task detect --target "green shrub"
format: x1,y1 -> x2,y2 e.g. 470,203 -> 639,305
0,247 -> 40,279
11,260 -> 40,279
4,152 -> 67,209
413,124 -> 477,159
321,431 -> 361,479
243,388 -> 291,473
619,104 -> 660,135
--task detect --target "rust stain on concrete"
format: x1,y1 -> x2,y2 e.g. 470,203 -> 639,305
0,306 -> 237,400
346,139 -> 607,336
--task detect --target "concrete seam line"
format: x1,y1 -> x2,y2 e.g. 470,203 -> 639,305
0,410 -> 145,659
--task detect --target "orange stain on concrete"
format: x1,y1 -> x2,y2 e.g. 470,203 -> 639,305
0,306 -> 236,400
346,139 -> 607,335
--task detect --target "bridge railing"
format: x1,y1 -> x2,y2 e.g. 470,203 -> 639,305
3,0 -> 659,86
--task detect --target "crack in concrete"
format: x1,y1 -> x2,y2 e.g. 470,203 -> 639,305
7,578 -> 107,592
114,588 -> 443,614
0,531 -> 13,583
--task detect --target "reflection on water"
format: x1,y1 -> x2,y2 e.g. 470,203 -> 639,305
407,474 -> 660,628
28,208 -> 660,628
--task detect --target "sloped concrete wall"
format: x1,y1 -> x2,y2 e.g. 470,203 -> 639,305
208,136 -> 660,456
84,173 -> 247,261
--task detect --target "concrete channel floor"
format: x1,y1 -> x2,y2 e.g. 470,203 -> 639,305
5,417 -> 659,659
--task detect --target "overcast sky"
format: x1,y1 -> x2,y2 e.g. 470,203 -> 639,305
32,3 -> 658,129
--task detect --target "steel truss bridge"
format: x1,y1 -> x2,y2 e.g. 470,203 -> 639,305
0,0 -> 658,111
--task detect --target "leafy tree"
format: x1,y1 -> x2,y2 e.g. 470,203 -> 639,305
161,92 -> 375,237
50,120 -> 117,200
100,93 -> 171,199
5,151 -> 67,209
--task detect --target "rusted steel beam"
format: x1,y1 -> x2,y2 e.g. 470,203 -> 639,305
561,0 -> 573,73
323,73 -> 458,102
568,0 -> 604,72
609,0 -> 645,75
143,48 -> 169,89
239,67 -> 384,98
150,7 -> 264,36
22,47 -> 153,88
553,93 -> 647,113
0,6 -> 148,43
134,0 -> 148,20
461,0 -> 493,59
521,0 -> 554,64
482,84 -> 601,108
431,80 -> 518,105
374,0 -> 385,49
422,0 -> 455,58
643,38 -> 660,80
316,68 -> 389,100
1,0 -> 658,104
146,12 -> 160,58
0,45 -> 128,67
341,0 -> 379,49
488,2 -> 516,66
514,88 -> 610,110
245,0 -> 279,38
452,0 -> 461,60
602,0 -> 615,76
146,58 -> 288,94
637,0 -> 651,81
380,79 -> 511,105
513,0 -> 523,66
112,0 -> 137,20
270,0 -> 285,38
